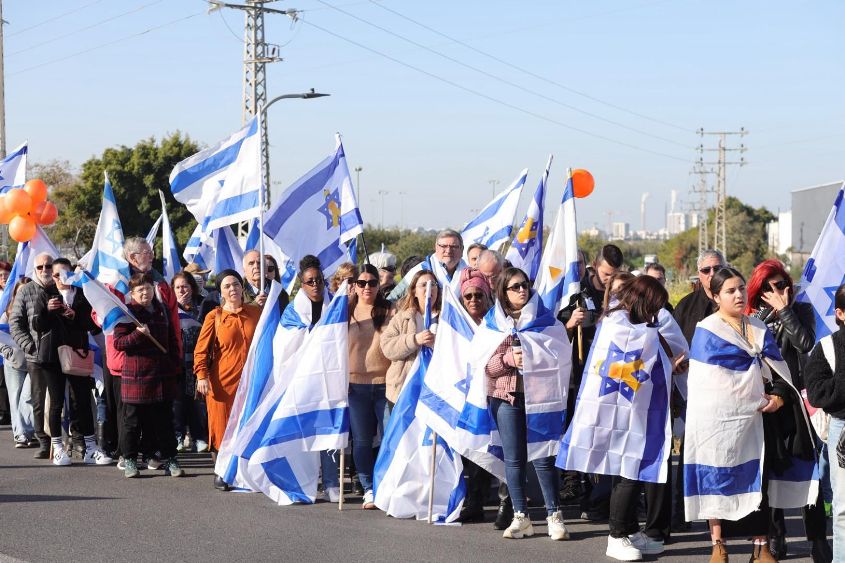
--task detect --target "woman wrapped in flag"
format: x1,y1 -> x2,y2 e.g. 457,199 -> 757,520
684,267 -> 817,563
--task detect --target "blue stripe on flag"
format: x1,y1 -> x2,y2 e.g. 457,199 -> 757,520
260,457 -> 312,504
562,178 -> 574,203
440,301 -> 475,341
637,353 -> 669,482
689,328 -> 757,372
239,305 -> 282,429
242,408 -> 349,457
419,382 -> 460,428
455,402 -> 495,435
320,294 -> 349,326
464,193 -> 512,231
206,190 -> 260,223
771,456 -> 818,483
339,208 -> 363,233
684,459 -> 761,497
526,410 -> 565,444
315,243 -> 345,274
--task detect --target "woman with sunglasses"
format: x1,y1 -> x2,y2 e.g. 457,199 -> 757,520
480,267 -> 571,541
746,260 -> 829,560
347,264 -> 393,509
330,262 -> 358,295
381,270 -> 441,409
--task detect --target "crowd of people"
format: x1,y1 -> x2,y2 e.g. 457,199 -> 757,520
0,229 -> 842,563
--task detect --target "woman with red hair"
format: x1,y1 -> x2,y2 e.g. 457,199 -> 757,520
746,259 -> 831,561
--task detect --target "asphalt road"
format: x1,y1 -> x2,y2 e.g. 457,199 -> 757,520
0,425 -> 816,563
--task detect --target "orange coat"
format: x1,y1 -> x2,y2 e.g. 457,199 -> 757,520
194,304 -> 262,450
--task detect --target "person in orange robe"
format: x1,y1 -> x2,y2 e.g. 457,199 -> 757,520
193,269 -> 261,491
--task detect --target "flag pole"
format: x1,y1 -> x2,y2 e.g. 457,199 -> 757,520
428,431 -> 437,524
257,111 -> 267,296
92,273 -> 168,354
338,448 -> 345,511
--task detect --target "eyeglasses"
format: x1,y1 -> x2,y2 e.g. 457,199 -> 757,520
355,279 -> 379,288
463,292 -> 485,301
51,273 -> 62,279
699,265 -> 723,275
133,249 -> 154,257
506,281 -> 530,292
35,264 -> 53,271
766,279 -> 789,292
436,243 -> 461,251
302,278 -> 324,287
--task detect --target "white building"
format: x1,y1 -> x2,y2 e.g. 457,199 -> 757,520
611,222 -> 630,240
767,211 -> 792,256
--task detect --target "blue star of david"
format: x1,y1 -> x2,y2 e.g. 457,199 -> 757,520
597,342 -> 648,402
317,188 -> 341,229
104,219 -> 123,253
825,275 -> 845,315
454,363 -> 472,396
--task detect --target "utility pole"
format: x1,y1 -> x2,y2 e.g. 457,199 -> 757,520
0,0 -> 6,158
488,179 -> 500,198
689,165 -> 715,255
398,191 -> 407,229
354,166 -> 363,204
378,190 -> 389,229
696,128 -> 748,261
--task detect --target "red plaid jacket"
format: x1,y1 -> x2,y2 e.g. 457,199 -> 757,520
486,335 -> 521,404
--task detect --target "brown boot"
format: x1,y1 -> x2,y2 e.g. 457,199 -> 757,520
709,540 -> 729,563
751,543 -> 777,563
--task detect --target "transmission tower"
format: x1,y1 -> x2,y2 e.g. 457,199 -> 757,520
689,165 -> 715,254
696,128 -> 748,261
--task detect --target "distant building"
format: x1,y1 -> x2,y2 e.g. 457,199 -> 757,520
582,225 -> 605,239
791,181 -> 842,262
666,212 -> 687,236
611,222 -> 630,241
767,210 -> 792,256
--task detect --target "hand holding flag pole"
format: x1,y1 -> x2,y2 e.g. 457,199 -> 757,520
423,280 -> 438,524
98,281 -> 168,354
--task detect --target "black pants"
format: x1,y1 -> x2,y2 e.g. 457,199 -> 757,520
102,365 -> 121,454
609,464 -> 672,540
462,458 -> 493,509
0,365 -> 10,422
770,486 -> 827,541
28,362 -> 94,442
121,401 -> 177,461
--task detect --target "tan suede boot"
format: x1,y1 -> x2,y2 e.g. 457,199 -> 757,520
709,540 -> 729,563
751,542 -> 777,563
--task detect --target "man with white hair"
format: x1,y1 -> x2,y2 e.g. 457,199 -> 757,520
431,229 -> 467,295
477,249 -> 504,290
241,250 -> 289,313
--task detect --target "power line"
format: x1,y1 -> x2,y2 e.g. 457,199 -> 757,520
297,17 -> 689,162
314,0 -> 690,149
7,0 -> 165,57
7,11 -> 204,77
366,0 -> 690,134
5,0 -> 107,37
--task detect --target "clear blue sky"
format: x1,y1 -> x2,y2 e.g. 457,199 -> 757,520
5,0 -> 843,235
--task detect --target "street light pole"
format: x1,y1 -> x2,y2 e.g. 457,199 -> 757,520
378,190 -> 389,229
354,166 -> 363,204
398,191 -> 407,229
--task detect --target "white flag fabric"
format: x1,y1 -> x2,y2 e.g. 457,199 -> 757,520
184,225 -> 243,276
506,156 -> 551,281
557,310 -> 678,483
244,218 -> 297,294
461,169 -> 528,253
534,175 -> 580,315
0,141 -> 27,193
0,227 -> 60,321
684,314 -> 818,521
429,256 -> 467,299
169,117 -> 261,232
88,173 -> 131,294
145,216 -> 162,247
157,191 -> 181,282
264,136 -> 363,278
795,182 -> 845,341
62,270 -> 138,335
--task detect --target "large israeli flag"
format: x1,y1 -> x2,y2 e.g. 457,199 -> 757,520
264,136 -> 363,278
62,270 -> 138,335
156,191 -> 181,281
534,174 -> 580,315
557,311 -> 675,483
507,156 -> 551,281
88,173 -> 131,294
169,117 -> 261,232
0,142 -> 27,193
0,227 -> 60,320
184,224 -> 243,275
461,169 -> 527,254
796,182 -> 845,341
684,314 -> 818,521
145,216 -> 162,247
244,218 -> 297,293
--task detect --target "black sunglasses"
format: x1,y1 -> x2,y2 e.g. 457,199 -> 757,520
36,264 -> 53,271
302,278 -> 323,287
699,265 -> 723,275
266,265 -> 277,273
463,292 -> 485,301
355,279 -> 379,288
765,279 -> 789,292
506,281 -> 530,292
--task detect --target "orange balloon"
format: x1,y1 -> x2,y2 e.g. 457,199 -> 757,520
571,169 -> 595,198
5,188 -> 32,215
32,201 -> 58,226
0,196 -> 12,224
9,215 -> 36,242
24,179 -> 48,206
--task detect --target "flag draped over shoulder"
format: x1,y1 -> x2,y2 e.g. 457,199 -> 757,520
169,117 -> 261,232
557,310 -> 676,483
461,169 -> 527,254
534,175 -> 580,315
88,173 -> 131,294
0,141 -> 27,193
684,314 -> 818,521
796,182 -> 845,341
264,136 -> 363,279
62,270 -> 137,335
507,156 -> 551,281
461,292 -> 572,463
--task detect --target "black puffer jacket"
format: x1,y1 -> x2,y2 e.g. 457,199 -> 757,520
805,327 -> 845,419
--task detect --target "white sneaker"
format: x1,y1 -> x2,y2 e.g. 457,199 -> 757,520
52,445 -> 71,466
546,510 -> 570,540
326,486 -> 341,503
362,489 -> 376,509
117,456 -> 126,470
606,535 -> 642,561
83,447 -> 114,466
502,511 -> 534,539
195,440 -> 209,453
629,531 -> 664,555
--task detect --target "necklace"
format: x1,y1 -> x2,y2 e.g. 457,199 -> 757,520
719,313 -> 750,343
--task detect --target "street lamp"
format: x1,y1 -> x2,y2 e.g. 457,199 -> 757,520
354,166 -> 363,203
378,190 -> 389,229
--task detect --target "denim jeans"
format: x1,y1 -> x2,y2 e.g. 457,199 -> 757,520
490,395 -> 560,515
348,383 -> 387,492
3,364 -> 33,439
829,416 -> 845,561
321,450 -> 339,489
820,440 -> 833,504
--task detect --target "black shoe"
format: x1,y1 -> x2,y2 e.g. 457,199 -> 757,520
33,444 -> 49,459
560,481 -> 580,503
670,517 -> 691,533
768,534 -> 787,560
459,506 -> 485,523
493,499 -> 513,530
811,538 -> 832,563
214,475 -> 231,492
352,476 -> 365,496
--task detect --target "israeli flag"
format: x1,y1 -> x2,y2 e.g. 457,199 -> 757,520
796,182 -> 845,341
157,191 -> 181,281
88,173 -> 131,294
0,141 -> 28,193
386,258 -> 431,303
507,156 -> 550,281
62,270 -> 138,335
264,135 -> 363,278
461,168 -> 527,253
184,225 -> 243,275
244,218 -> 297,293
169,117 -> 261,232
534,174 -> 580,315
145,216 -> 162,247
0,226 -> 60,321
684,314 -> 818,521
557,311 -> 676,483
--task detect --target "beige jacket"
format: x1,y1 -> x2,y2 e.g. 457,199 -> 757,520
380,308 -> 422,403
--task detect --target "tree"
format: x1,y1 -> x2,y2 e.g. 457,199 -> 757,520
51,133 -> 201,259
